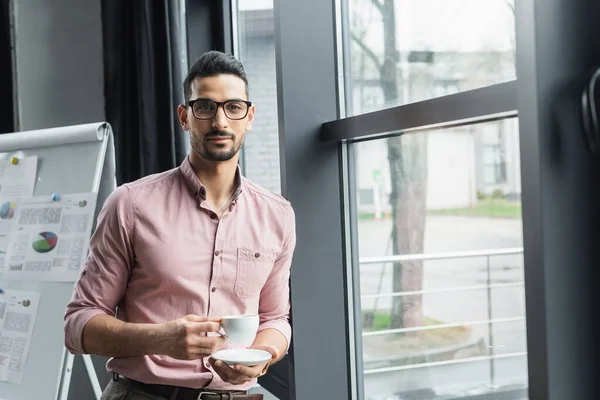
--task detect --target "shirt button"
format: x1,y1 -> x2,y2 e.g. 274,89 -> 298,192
210,213 -> 217,219
255,252 -> 261,258
214,250 -> 220,256
211,287 -> 217,292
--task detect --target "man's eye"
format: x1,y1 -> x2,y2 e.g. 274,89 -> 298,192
226,102 -> 245,111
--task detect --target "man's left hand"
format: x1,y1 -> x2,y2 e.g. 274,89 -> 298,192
209,344 -> 278,385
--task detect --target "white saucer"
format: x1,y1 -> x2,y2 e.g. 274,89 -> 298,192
211,349 -> 272,366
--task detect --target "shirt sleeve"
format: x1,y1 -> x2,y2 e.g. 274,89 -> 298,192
256,204 -> 296,351
64,185 -> 135,354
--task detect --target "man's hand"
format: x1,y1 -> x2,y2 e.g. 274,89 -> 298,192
158,314 -> 225,360
209,344 -> 279,385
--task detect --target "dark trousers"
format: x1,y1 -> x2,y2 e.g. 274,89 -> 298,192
100,377 -> 263,400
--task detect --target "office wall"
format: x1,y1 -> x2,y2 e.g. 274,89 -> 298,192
12,0 -> 104,131
10,0 -> 108,399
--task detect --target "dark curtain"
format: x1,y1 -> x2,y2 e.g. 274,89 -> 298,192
101,0 -> 187,185
0,0 -> 14,134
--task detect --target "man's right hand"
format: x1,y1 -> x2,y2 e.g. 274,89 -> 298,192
158,315 -> 225,360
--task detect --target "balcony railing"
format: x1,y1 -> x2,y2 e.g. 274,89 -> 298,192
358,247 -> 526,388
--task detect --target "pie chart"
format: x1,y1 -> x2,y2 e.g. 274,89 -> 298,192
32,232 -> 58,253
0,201 -> 15,219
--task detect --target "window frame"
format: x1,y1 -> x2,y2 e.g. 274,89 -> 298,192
273,0 -> 353,398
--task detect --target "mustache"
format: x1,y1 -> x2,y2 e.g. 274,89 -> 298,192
205,130 -> 235,139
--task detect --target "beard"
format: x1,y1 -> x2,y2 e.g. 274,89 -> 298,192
190,129 -> 244,162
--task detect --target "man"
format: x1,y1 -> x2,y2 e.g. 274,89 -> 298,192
64,51 -> 296,400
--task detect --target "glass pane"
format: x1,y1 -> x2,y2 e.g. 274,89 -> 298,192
343,0 -> 516,116
351,118 -> 528,399
235,0 -> 281,193
482,146 -> 501,164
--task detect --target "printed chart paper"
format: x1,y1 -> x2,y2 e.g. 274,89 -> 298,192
3,192 -> 97,282
0,290 -> 40,384
0,197 -> 18,277
0,156 -> 37,198
0,155 -> 38,277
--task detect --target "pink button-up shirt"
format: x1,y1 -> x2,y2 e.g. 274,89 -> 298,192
64,157 -> 295,390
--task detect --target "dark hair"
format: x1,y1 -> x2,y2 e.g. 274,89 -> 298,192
183,51 -> 249,101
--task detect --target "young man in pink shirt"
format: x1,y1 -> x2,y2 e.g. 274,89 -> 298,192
64,51 -> 296,400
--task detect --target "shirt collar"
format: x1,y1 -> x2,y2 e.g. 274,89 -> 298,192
179,156 -> 244,202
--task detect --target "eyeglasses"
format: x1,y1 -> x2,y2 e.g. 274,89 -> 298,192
187,99 -> 252,120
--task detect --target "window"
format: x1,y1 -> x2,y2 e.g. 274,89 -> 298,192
234,0 -> 281,194
350,119 -> 527,399
482,144 -> 506,186
480,122 -> 509,187
345,0 -> 516,115
340,4 -> 525,395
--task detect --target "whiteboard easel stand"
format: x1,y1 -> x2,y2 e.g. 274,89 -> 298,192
0,122 -> 116,400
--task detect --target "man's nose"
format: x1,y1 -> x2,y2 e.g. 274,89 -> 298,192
212,106 -> 229,130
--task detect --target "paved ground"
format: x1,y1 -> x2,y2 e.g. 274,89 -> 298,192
356,215 -> 528,399
364,356 -> 528,400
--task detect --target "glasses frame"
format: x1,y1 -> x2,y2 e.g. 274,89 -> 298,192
187,99 -> 252,120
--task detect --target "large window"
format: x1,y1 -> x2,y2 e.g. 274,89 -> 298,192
351,120 -> 527,399
235,0 -> 281,193
340,1 -> 526,399
345,0 -> 516,115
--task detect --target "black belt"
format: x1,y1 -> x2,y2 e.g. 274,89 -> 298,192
114,375 -> 263,400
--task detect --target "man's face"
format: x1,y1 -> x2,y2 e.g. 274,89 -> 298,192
178,74 -> 254,162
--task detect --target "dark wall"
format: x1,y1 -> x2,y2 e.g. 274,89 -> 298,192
0,0 -> 14,133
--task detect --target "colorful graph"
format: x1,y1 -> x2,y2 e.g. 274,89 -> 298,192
0,201 -> 16,219
32,232 -> 58,253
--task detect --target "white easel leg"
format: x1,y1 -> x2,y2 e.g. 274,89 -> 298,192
58,352 -> 75,400
82,354 -> 102,400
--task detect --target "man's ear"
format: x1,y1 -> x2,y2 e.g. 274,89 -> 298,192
246,104 -> 255,131
177,104 -> 189,131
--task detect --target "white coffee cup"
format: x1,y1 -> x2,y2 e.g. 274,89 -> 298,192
221,314 -> 259,345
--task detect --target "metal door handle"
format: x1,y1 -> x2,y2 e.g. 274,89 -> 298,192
582,66 -> 600,153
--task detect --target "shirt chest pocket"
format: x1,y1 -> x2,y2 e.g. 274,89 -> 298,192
234,247 -> 277,299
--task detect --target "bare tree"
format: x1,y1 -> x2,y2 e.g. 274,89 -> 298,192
351,0 -> 428,330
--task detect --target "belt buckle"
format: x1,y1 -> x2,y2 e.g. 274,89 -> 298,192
197,392 -> 217,400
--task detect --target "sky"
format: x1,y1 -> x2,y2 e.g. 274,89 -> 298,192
354,0 -> 515,53
238,0 -> 273,11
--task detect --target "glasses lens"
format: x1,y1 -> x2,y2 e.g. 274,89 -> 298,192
224,101 -> 249,120
193,101 -> 217,119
